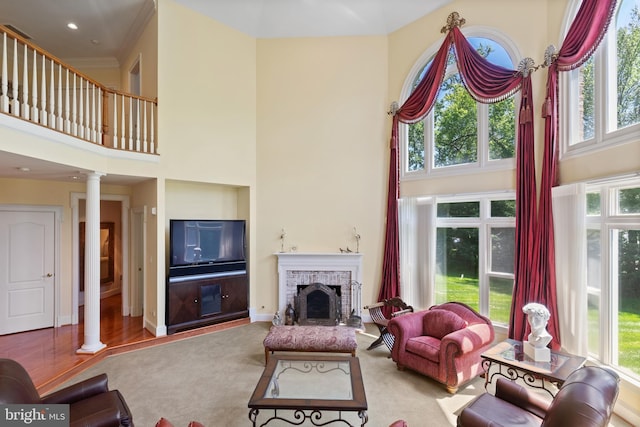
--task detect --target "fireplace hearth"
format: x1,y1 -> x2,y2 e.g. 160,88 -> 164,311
295,283 -> 341,325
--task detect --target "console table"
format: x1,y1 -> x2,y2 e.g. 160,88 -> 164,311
481,339 -> 586,397
248,355 -> 368,426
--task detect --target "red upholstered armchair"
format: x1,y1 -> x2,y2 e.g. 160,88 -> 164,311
387,302 -> 495,393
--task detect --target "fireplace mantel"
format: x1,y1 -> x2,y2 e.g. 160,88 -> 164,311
276,252 -> 363,320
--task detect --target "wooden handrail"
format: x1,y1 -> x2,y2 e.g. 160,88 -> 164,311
0,24 -> 158,155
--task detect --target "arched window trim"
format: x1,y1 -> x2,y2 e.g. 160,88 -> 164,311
560,0 -> 640,159
399,26 -> 522,181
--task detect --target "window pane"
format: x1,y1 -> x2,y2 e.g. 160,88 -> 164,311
491,227 -> 515,274
437,202 -> 479,217
579,56 -> 595,141
588,292 -> 600,356
587,229 -> 601,290
434,74 -> 477,167
617,228 -> 640,376
435,227 -> 479,310
491,200 -> 515,217
587,192 -> 601,215
618,187 -> 640,214
616,0 -> 640,129
408,122 -> 425,171
489,277 -> 513,324
488,97 -> 516,160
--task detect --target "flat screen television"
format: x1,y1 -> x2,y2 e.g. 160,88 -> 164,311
169,219 -> 246,274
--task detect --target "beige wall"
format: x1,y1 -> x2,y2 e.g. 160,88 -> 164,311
120,12 -> 158,100
255,35 -> 389,315
157,0 -> 256,187
131,179 -> 160,330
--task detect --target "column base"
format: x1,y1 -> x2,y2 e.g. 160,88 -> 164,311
77,342 -> 107,354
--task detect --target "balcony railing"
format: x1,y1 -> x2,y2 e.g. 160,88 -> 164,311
0,25 -> 158,155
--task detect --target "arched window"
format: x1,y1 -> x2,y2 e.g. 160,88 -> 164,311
402,33 -> 518,178
398,30 -> 520,325
562,0 -> 640,154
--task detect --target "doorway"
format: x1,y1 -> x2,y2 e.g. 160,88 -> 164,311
0,206 -> 61,335
72,193 -> 131,326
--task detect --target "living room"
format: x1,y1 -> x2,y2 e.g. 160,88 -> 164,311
0,0 -> 639,425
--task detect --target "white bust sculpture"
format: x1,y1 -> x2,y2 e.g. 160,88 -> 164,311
522,302 -> 552,361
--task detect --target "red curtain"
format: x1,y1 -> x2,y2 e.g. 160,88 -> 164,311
380,26 -> 530,317
509,0 -> 617,349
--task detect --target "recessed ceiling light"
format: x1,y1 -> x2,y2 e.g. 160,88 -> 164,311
67,22 -> 78,30
17,167 -> 30,172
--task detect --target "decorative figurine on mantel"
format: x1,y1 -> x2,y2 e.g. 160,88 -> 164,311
522,302 -> 552,362
279,228 -> 287,253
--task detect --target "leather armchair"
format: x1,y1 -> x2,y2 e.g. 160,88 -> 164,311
457,366 -> 620,427
388,302 -> 495,393
0,358 -> 134,427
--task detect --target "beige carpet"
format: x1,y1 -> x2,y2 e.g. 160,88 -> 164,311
56,322 -> 490,426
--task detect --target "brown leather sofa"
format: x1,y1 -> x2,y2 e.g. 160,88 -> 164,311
0,358 -> 134,427
457,366 -> 620,427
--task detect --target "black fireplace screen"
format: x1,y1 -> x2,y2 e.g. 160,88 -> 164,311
295,283 -> 341,326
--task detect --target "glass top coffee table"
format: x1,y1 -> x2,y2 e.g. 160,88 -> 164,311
481,339 -> 586,397
248,355 -> 368,426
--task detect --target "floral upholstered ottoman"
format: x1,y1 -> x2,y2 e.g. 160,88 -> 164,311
263,325 -> 358,364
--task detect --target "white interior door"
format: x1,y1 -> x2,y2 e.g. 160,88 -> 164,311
0,211 -> 55,334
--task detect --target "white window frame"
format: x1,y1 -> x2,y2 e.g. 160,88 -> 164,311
585,176 -> 640,382
560,0 -> 640,158
399,27 -> 521,181
432,192 -> 515,326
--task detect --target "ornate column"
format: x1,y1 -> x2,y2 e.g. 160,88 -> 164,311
77,171 -> 106,354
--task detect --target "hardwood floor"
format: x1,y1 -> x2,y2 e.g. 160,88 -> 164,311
0,294 -> 249,394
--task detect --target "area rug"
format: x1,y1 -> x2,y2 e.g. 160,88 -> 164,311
56,322 -> 485,426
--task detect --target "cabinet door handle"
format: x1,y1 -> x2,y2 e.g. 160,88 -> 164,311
194,298 -> 198,303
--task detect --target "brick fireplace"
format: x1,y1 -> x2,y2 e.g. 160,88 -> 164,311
276,253 -> 363,322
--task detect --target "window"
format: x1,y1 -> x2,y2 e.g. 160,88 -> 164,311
586,180 -> 640,379
403,36 -> 517,177
433,195 -> 515,325
563,0 -> 640,153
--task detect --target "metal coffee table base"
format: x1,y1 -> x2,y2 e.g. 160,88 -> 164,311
249,408 -> 368,426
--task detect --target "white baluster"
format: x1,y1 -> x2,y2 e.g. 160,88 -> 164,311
150,103 -> 155,154
143,101 -> 148,153
91,84 -> 96,142
11,38 -> 19,115
1,33 -> 8,112
128,96 -> 133,150
79,78 -> 85,138
57,64 -> 63,130
72,73 -> 78,136
135,98 -> 141,151
120,94 -> 126,149
97,87 -> 103,144
21,44 -> 29,119
64,69 -> 70,132
49,60 -> 56,126
40,55 -> 47,126
113,93 -> 118,148
31,49 -> 38,122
